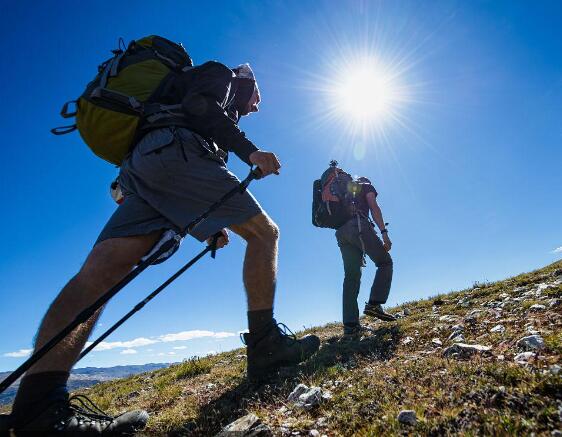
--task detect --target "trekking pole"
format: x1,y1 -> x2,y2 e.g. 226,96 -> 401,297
0,168 -> 261,394
77,233 -> 221,361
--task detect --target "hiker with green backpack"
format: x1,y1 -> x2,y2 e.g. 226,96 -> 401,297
1,36 -> 320,435
313,161 -> 395,339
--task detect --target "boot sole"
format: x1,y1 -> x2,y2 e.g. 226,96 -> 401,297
247,359 -> 293,383
364,310 -> 396,322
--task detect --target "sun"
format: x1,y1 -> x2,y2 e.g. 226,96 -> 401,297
332,59 -> 402,127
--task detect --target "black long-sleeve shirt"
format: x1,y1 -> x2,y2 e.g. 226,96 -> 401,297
159,61 -> 259,165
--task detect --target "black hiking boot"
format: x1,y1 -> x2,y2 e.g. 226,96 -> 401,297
243,321 -> 320,382
341,325 -> 374,341
8,394 -> 148,435
0,414 -> 12,437
364,302 -> 397,322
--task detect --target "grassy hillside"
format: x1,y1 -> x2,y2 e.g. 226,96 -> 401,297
11,261 -> 562,435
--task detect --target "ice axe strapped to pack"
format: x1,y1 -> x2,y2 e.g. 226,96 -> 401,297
51,35 -> 193,165
0,168 -> 262,395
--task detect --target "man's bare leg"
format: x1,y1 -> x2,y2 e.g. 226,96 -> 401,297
229,212 -> 279,310
11,232 -> 162,418
229,212 -> 319,381
27,232 -> 162,375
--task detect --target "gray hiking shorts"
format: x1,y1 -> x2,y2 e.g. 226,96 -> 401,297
96,127 -> 262,244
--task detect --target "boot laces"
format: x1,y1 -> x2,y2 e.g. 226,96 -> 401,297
239,322 -> 297,347
53,394 -> 114,430
276,322 -> 297,344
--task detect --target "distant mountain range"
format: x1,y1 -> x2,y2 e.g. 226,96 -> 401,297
0,363 -> 171,405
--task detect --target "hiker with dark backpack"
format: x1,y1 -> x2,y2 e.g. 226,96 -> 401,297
1,36 -> 320,435
313,161 -> 395,339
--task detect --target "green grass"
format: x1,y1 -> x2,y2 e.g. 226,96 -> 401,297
3,260 -> 561,435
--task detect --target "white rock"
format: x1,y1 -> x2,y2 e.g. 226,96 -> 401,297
468,309 -> 483,317
517,335 -> 545,351
499,293 -> 509,299
309,430 -> 320,437
450,334 -> 466,343
315,417 -> 328,427
288,384 -> 309,402
289,385 -> 330,410
432,338 -> 443,347
402,336 -> 414,345
217,413 -> 271,436
397,410 -> 417,426
514,352 -> 536,364
443,343 -> 492,358
529,304 -> 546,311
549,299 -> 561,308
549,364 -> 561,376
497,354 -> 505,361
451,324 -> 464,332
528,330 -> 540,336
490,324 -> 505,333
536,283 -> 553,293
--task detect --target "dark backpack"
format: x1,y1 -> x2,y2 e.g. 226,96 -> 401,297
52,35 -> 193,165
312,162 -> 355,229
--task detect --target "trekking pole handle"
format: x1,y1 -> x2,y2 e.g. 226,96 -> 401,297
209,231 -> 222,259
250,166 -> 263,180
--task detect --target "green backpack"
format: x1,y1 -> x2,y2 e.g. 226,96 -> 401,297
52,35 -> 193,165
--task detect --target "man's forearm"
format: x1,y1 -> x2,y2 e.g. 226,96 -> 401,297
370,205 -> 387,232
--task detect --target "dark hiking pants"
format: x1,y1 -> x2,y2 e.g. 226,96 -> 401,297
335,216 -> 393,329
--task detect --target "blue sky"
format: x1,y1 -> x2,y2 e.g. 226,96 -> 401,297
0,0 -> 561,371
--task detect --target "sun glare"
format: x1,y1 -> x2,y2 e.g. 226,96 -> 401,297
337,63 -> 399,122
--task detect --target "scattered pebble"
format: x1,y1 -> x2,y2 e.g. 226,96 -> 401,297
397,410 -> 417,426
432,338 -> 443,347
288,384 -> 309,402
217,413 -> 272,436
309,430 -> 320,437
490,324 -> 505,333
517,335 -> 545,351
315,417 -> 328,427
514,351 -> 536,364
402,336 -> 414,345
443,343 -> 492,359
528,304 -> 546,311
288,384 -> 331,410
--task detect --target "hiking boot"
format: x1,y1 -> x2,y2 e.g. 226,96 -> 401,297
364,302 -> 397,322
341,325 -> 375,341
243,321 -> 320,382
9,394 -> 148,435
0,414 -> 11,437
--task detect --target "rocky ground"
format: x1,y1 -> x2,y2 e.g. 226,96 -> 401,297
3,261 -> 561,435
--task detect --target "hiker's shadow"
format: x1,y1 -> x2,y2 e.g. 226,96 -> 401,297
175,324 -> 402,436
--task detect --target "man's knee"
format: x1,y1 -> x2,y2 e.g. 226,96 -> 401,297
376,254 -> 393,268
230,213 -> 279,245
